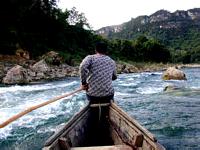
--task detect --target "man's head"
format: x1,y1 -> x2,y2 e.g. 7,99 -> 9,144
95,41 -> 107,54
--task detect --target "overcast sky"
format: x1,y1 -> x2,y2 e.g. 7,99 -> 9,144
58,0 -> 200,30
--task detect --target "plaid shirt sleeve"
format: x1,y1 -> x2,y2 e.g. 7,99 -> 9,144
112,62 -> 117,80
79,55 -> 92,85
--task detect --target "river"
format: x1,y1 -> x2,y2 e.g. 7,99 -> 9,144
0,68 -> 200,150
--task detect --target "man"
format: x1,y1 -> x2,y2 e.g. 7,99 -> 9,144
79,41 -> 117,104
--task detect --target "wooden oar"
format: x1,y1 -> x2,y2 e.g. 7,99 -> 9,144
0,88 -> 83,128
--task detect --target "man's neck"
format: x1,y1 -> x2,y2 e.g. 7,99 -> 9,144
96,52 -> 105,56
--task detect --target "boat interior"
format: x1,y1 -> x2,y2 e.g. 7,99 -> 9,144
43,103 -> 165,150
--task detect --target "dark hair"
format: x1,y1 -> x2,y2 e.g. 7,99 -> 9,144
95,41 -> 107,54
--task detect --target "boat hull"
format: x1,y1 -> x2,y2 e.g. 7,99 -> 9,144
43,102 -> 165,150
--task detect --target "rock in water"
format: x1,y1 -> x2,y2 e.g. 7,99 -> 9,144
2,65 -> 29,84
162,67 -> 187,80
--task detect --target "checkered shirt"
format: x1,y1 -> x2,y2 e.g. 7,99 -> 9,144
79,54 -> 117,97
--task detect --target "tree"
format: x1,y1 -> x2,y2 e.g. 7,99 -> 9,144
191,46 -> 200,63
0,0 -> 58,56
144,39 -> 170,62
0,0 -> 96,59
133,36 -> 148,61
67,7 -> 90,29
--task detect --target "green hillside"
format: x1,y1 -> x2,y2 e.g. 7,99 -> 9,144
96,8 -> 200,63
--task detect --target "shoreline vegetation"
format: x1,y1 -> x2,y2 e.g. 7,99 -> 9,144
0,54 -> 200,85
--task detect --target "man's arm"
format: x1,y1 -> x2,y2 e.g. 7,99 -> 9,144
79,56 -> 91,86
112,62 -> 117,80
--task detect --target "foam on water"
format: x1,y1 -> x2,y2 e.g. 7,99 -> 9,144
136,86 -> 164,94
0,100 -> 70,138
115,91 -> 131,96
37,122 -> 66,134
0,79 -> 82,139
118,82 -> 138,87
0,81 -> 78,94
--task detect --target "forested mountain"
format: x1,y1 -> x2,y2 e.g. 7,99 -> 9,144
0,1 -> 199,64
96,8 -> 200,62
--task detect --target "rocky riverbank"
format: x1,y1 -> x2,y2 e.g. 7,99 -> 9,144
0,53 -> 200,85
0,52 -> 79,84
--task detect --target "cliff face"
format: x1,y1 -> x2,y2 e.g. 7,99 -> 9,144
95,24 -> 124,37
95,8 -> 200,50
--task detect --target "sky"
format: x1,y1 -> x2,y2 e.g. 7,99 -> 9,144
58,0 -> 200,30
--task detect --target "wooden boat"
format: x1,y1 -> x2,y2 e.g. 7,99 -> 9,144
43,102 -> 165,150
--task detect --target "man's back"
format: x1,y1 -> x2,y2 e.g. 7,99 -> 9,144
80,54 -> 117,97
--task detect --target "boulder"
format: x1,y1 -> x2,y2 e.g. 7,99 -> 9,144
162,67 -> 187,80
116,63 -> 139,73
2,65 -> 29,84
30,59 -> 50,80
15,49 -> 30,59
31,59 -> 49,73
41,51 -> 63,66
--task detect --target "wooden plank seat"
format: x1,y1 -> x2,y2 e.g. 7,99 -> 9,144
89,103 -> 111,107
71,145 -> 132,150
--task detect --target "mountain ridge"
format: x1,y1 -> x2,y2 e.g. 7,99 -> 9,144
96,8 -> 200,35
95,8 -> 200,50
